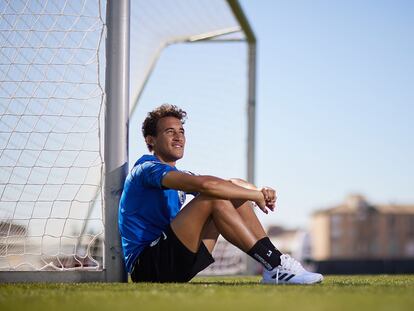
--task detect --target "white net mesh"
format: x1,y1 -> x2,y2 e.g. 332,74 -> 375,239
129,0 -> 250,275
129,0 -> 245,110
0,0 -> 252,275
199,236 -> 247,276
0,0 -> 105,271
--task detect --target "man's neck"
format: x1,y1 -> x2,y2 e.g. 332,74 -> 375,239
153,153 -> 176,167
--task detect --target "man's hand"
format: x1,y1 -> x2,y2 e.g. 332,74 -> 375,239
254,187 -> 277,214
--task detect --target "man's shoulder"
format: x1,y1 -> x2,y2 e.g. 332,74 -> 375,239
133,154 -> 158,167
131,154 -> 178,180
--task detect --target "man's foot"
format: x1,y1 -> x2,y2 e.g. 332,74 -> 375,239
261,254 -> 323,285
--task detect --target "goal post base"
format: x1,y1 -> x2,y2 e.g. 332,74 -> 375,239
0,271 -> 112,283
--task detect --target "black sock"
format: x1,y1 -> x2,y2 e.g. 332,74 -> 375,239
262,237 -> 283,256
247,237 -> 282,271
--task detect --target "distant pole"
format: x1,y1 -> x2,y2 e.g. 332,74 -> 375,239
227,0 -> 258,275
226,0 -> 257,184
104,0 -> 129,282
247,42 -> 256,184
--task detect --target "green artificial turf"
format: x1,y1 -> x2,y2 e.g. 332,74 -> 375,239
1,275 -> 413,311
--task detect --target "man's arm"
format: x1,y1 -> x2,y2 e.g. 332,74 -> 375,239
229,178 -> 277,211
162,171 -> 276,213
229,178 -> 258,190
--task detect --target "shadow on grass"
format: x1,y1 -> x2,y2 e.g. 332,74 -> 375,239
190,281 -> 260,286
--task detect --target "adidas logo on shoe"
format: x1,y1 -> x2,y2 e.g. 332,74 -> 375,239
262,254 -> 323,285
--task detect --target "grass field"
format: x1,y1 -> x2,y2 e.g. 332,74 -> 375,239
1,275 -> 413,311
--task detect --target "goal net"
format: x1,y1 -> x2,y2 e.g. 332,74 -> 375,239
0,0 -> 256,279
128,0 -> 255,275
0,0 -> 105,272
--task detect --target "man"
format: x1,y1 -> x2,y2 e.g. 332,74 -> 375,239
119,104 -> 323,284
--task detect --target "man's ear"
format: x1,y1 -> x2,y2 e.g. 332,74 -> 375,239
145,136 -> 155,148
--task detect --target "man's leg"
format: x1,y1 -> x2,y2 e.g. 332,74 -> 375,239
173,197 -> 272,254
199,200 -> 267,254
232,200 -> 267,240
171,195 -> 323,285
201,200 -> 267,254
171,195 -> 258,253
172,194 -> 283,272
174,196 -> 325,285
200,216 -> 220,254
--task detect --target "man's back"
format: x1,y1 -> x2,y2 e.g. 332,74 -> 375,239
118,154 -> 182,272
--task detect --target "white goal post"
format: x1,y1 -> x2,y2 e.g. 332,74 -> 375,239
0,0 -> 129,282
0,0 -> 256,282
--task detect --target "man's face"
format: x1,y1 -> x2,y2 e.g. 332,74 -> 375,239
147,116 -> 185,164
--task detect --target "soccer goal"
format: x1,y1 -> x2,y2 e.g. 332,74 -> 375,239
0,0 -> 256,282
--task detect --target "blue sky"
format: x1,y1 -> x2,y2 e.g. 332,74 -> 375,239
129,0 -> 413,230
238,0 -> 414,228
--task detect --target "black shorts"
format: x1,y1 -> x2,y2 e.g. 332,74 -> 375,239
130,225 -> 215,283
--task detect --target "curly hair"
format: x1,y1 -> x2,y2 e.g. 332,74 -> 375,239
142,104 -> 187,151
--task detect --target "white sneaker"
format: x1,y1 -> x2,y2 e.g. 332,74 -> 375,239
261,254 -> 323,285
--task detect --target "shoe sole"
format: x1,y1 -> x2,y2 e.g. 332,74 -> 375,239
261,276 -> 323,285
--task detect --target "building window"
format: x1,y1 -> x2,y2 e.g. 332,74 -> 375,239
330,214 -> 342,239
408,216 -> 414,238
405,241 -> 414,256
331,242 -> 341,257
370,239 -> 379,256
388,238 -> 399,256
388,215 -> 396,234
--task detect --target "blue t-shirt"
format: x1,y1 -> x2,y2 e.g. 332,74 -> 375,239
118,155 -> 187,273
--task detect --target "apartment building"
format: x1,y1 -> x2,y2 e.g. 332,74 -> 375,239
311,194 -> 414,260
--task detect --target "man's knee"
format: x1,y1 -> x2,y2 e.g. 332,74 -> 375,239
192,194 -> 233,212
196,194 -> 225,203
189,196 -> 244,222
